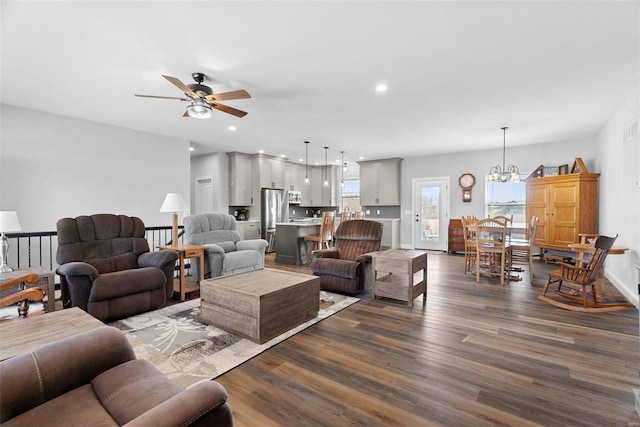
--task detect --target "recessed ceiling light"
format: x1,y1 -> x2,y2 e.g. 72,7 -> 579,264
375,84 -> 388,92
280,154 -> 286,158
314,162 -> 320,165
359,156 -> 364,160
258,149 -> 265,154
228,125 -> 237,131
298,158 -> 304,162
189,147 -> 194,152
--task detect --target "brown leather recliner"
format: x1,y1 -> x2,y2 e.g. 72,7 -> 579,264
310,219 -> 383,295
0,326 -> 233,426
56,214 -> 179,321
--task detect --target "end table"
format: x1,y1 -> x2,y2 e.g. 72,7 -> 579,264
159,244 -> 205,301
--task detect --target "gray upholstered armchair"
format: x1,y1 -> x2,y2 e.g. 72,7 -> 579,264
56,214 -> 179,321
0,326 -> 233,426
184,213 -> 268,278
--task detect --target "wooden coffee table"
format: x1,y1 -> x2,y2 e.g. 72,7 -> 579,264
0,307 -> 103,361
372,249 -> 428,307
200,268 -> 320,344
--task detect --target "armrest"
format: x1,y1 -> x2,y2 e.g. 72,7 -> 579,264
236,239 -> 268,253
124,380 -> 232,427
355,253 -> 373,263
0,326 -> 135,424
312,248 -> 339,259
56,261 -> 99,280
139,250 -> 179,270
202,243 -> 226,255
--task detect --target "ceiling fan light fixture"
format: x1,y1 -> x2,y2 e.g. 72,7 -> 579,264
186,99 -> 212,119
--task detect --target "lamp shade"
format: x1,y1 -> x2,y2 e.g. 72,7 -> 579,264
159,193 -> 187,213
0,211 -> 21,232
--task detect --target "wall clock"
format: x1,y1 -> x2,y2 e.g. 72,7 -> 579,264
458,173 -> 475,202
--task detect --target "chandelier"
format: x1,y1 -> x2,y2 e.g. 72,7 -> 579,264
488,126 -> 521,182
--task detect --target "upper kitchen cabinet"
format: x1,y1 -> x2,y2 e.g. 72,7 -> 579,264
358,158 -> 402,205
254,154 -> 285,189
299,166 -> 337,206
285,162 -> 305,191
228,152 -> 254,206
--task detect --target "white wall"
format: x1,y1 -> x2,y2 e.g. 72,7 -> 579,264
190,152 -> 229,214
400,137 -> 597,244
595,84 -> 640,307
0,104 -> 190,231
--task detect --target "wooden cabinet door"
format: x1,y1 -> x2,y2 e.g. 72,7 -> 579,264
526,182 -> 549,246
550,182 -> 579,247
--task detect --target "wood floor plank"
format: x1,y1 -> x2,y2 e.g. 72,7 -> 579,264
213,252 -> 640,426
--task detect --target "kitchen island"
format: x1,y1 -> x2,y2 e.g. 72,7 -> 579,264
274,221 -> 321,266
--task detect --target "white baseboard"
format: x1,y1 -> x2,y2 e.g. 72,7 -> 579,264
605,270 -> 639,309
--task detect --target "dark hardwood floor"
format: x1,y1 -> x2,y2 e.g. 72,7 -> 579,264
214,252 -> 639,426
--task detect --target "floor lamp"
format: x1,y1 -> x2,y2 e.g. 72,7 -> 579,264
0,211 -> 22,272
159,193 -> 188,247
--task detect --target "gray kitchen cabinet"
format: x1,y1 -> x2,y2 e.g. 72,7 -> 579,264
228,152 -> 254,206
358,158 -> 402,205
236,220 -> 261,240
285,162 -> 305,191
255,155 -> 285,189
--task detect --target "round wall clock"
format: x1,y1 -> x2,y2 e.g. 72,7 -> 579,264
458,173 -> 475,202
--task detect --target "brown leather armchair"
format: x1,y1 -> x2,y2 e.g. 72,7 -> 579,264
0,326 -> 233,426
310,220 -> 383,295
56,214 -> 179,321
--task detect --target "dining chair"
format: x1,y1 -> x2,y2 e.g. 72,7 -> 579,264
304,211 -> 336,264
474,217 -> 510,285
461,216 -> 477,274
340,211 -> 352,222
510,216 -> 539,283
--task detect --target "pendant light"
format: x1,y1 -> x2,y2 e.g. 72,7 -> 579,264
488,127 -> 521,182
323,146 -> 329,187
304,141 -> 310,185
340,151 -> 345,187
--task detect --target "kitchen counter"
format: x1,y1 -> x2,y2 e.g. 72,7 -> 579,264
274,222 -> 321,265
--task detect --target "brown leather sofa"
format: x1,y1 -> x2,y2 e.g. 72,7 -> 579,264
0,326 -> 233,426
310,219 -> 383,294
56,214 -> 179,321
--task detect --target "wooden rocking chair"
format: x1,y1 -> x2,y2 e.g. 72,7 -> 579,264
539,234 -> 627,312
0,273 -> 45,320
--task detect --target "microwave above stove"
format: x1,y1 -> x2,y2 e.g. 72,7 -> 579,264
288,191 -> 302,204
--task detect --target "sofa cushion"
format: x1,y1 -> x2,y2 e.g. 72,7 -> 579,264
92,359 -> 184,425
222,250 -> 264,276
311,258 -> 359,279
90,268 -> 166,301
2,384 -> 118,427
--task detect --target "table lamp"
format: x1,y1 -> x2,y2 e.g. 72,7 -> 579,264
0,211 -> 22,272
159,193 -> 187,247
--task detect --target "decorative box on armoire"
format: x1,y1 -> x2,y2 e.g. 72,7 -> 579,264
448,219 -> 465,253
525,158 -> 599,252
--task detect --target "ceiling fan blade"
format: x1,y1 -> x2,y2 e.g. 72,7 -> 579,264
135,94 -> 189,101
162,75 -> 198,99
210,102 -> 248,118
205,89 -> 251,102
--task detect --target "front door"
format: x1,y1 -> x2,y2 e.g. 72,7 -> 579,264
413,177 -> 450,251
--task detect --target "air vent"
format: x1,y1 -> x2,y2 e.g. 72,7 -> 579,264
623,118 -> 639,144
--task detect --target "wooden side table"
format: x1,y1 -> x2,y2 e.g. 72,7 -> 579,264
372,249 -> 427,307
159,244 -> 205,301
0,266 -> 56,312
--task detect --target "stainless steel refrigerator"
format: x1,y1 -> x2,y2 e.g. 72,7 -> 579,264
261,188 -> 288,253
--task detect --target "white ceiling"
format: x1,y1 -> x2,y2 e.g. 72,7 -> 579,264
2,1 -> 638,165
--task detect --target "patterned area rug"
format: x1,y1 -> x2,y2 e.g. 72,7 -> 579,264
109,291 -> 358,388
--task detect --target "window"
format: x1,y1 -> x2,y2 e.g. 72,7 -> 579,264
485,177 -> 526,226
341,179 -> 360,212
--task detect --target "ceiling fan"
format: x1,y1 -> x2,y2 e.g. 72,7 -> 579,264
135,72 -> 250,119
